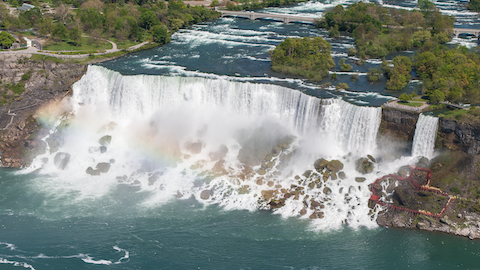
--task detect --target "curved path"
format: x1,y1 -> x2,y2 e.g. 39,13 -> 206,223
0,39 -> 150,59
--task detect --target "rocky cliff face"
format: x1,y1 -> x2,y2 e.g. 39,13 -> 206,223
0,54 -> 86,167
379,107 -> 419,142
437,118 -> 480,155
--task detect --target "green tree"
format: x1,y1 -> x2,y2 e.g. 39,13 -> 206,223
151,24 -> 169,44
399,93 -> 410,102
468,0 -> 480,11
0,31 -> 16,48
52,23 -> 68,42
429,89 -> 445,103
39,18 -> 54,37
69,27 -> 82,46
367,68 -> 382,82
139,10 -> 159,30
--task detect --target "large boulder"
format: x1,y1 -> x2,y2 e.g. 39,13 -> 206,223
200,189 -> 211,200
96,162 -> 111,173
99,135 -> 112,146
356,157 -> 373,174
185,141 -> 203,154
209,144 -> 228,161
86,167 -> 101,176
326,160 -> 343,173
417,157 -> 429,168
314,158 -> 328,172
54,152 -> 70,170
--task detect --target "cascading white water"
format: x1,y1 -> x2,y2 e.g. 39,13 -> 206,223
27,65 -> 385,231
411,114 -> 439,159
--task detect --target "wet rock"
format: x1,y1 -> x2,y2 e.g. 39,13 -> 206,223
266,160 -> 275,168
355,177 -> 366,183
338,171 -> 346,180
200,190 -> 211,200
269,198 -> 285,209
326,160 -> 343,173
185,141 -> 203,154
86,166 -> 101,176
308,182 -> 315,188
267,181 -> 274,187
209,144 -> 228,161
96,162 -> 111,173
99,135 -> 112,146
330,172 -> 337,180
417,157 -> 429,168
397,166 -> 409,178
54,152 -> 70,170
258,169 -> 266,175
212,159 -> 227,175
176,191 -> 183,198
323,187 -> 332,195
309,211 -> 324,219
303,170 -> 313,178
261,190 -> 274,201
356,157 -> 373,174
299,209 -> 307,216
100,146 -> 107,153
314,158 -> 328,172
256,179 -> 264,185
148,175 -> 158,186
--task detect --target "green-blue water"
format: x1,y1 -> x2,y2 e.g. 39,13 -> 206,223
1,170 -> 479,269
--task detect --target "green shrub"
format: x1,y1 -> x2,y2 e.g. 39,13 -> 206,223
449,186 -> 461,194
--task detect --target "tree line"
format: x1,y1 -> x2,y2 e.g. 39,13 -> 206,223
0,0 -> 220,46
317,0 -> 454,59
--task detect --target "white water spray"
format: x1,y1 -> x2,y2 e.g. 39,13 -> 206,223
26,65 -> 387,230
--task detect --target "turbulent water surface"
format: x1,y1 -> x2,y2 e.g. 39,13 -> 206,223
2,1 -> 480,269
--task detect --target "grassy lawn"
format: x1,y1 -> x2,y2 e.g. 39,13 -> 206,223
439,109 -> 469,119
110,38 -> 140,50
43,38 -> 113,51
399,101 -> 423,107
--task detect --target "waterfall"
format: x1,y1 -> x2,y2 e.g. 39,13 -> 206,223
72,65 -> 381,154
26,65 -> 385,230
412,114 -> 439,159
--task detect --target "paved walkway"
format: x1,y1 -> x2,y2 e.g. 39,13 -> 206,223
0,39 -> 151,59
383,100 -> 430,112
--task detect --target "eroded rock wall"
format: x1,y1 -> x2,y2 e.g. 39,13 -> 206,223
379,107 -> 419,142
0,54 -> 86,167
437,118 -> 480,155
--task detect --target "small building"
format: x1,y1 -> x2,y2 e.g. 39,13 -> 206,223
17,3 -> 35,12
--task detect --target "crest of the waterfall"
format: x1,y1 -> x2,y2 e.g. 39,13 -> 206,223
411,114 -> 439,159
73,66 -> 382,155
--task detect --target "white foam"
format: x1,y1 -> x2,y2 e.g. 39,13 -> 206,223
21,66 -> 390,231
0,258 -> 35,270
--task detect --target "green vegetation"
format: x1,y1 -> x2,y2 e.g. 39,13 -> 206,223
0,31 -> 16,48
270,37 -> 334,82
414,46 -> 480,104
43,37 -> 112,51
318,1 -> 454,59
0,0 -> 220,49
468,0 -> 480,11
383,56 -> 412,91
338,58 -> 352,72
367,68 -> 382,82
